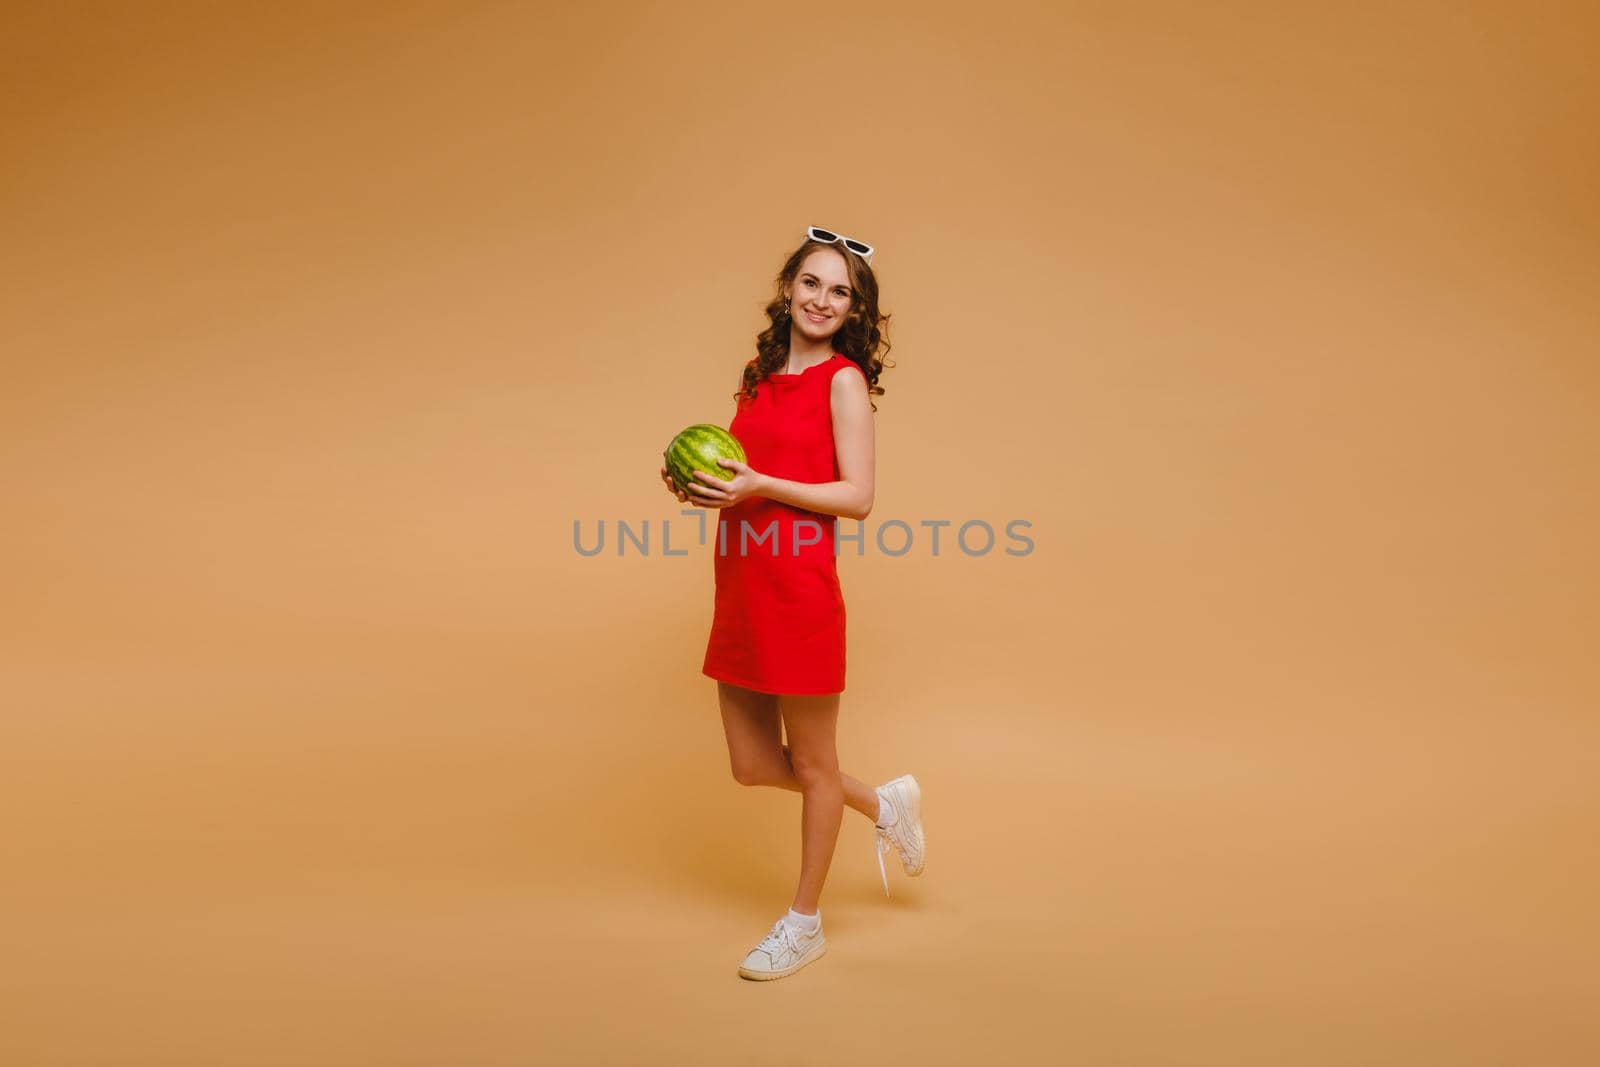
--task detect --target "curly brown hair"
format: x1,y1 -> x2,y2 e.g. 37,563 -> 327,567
734,237 -> 894,411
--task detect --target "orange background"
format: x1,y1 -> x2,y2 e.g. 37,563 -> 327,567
3,2 -> 1596,1063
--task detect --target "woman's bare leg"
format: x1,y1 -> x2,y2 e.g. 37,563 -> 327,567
779,691 -> 843,915
718,681 -> 879,820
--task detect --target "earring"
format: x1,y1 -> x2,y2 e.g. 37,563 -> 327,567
783,301 -> 791,315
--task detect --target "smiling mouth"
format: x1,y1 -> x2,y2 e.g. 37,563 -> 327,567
805,312 -> 829,322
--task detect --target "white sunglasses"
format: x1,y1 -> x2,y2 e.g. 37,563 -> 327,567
807,225 -> 875,264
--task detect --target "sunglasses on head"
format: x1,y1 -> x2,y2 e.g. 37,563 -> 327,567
807,225 -> 875,264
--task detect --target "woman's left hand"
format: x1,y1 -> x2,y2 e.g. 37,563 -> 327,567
687,458 -> 764,508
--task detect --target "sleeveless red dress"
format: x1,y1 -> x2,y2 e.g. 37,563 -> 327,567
701,352 -> 856,696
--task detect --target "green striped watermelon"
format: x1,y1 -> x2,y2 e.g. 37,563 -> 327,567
664,424 -> 746,496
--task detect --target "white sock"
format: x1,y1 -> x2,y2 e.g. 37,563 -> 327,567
787,906 -> 820,933
875,792 -> 897,828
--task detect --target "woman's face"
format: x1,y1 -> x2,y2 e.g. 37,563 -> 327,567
786,248 -> 854,340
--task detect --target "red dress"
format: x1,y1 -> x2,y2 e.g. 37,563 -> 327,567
701,352 -> 856,696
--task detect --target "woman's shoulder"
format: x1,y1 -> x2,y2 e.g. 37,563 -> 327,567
827,354 -> 867,387
827,356 -> 871,415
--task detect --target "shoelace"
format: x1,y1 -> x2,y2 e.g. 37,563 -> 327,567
757,919 -> 801,961
874,787 -> 905,896
874,822 -> 914,897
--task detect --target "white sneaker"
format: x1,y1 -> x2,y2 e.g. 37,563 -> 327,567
873,774 -> 925,896
737,914 -> 826,981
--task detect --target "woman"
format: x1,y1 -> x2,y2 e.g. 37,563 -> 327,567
657,226 -> 925,981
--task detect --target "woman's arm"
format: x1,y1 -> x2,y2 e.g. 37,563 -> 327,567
687,365 -> 876,520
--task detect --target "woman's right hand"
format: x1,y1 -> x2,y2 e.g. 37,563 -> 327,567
660,465 -> 692,504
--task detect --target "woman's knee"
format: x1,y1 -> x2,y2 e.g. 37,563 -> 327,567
732,745 -> 791,787
787,749 -> 840,789
731,762 -> 767,787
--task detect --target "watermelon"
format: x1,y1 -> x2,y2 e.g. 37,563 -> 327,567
664,424 -> 746,496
